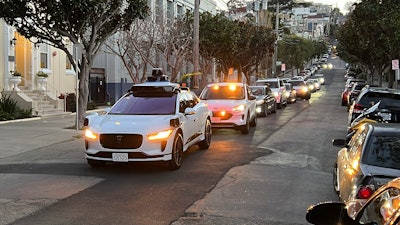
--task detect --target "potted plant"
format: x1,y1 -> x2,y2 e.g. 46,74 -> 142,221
36,71 -> 49,78
12,71 -> 22,77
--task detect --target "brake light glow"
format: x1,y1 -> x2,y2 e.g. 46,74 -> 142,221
357,186 -> 373,199
353,103 -> 364,113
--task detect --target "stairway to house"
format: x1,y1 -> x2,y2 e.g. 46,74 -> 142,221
23,90 -> 70,118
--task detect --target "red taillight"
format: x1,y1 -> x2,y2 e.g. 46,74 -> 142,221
353,103 -> 364,113
357,186 -> 373,199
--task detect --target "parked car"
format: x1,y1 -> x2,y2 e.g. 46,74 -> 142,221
256,78 -> 288,109
288,80 -> 311,100
199,82 -> 257,134
347,86 -> 400,127
284,83 -> 297,104
249,85 -> 277,117
347,82 -> 368,111
306,177 -> 400,225
332,123 -> 400,203
84,71 -> 212,170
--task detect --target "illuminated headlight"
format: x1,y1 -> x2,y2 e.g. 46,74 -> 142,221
148,129 -> 173,141
256,106 -> 262,113
85,129 -> 98,140
233,104 -> 246,111
320,78 -> 325,83
308,85 -> 314,90
302,87 -> 308,92
273,92 -> 279,97
285,92 -> 290,97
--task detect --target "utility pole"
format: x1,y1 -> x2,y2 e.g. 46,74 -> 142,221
193,0 -> 200,89
271,3 -> 279,77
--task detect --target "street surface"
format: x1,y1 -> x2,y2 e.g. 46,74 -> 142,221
0,57 -> 348,225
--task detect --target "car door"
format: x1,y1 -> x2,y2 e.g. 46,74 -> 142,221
265,87 -> 275,111
338,129 -> 367,202
245,85 -> 256,119
179,92 -> 198,146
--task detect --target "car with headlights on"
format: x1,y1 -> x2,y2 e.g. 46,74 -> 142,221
332,123 -> 400,203
249,85 -> 277,117
199,82 -> 257,134
84,71 -> 212,170
307,177 -> 400,225
288,80 -> 311,100
314,73 -> 325,85
256,78 -> 287,109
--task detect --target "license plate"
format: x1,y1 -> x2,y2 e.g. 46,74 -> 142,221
379,112 -> 392,121
211,117 -> 221,123
112,153 -> 129,162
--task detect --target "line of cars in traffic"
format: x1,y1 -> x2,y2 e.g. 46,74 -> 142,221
307,66 -> 400,225
82,68 -> 325,170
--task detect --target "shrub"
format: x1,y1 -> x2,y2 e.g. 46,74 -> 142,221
0,92 -> 32,121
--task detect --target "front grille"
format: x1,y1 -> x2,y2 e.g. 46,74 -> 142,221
100,134 -> 143,149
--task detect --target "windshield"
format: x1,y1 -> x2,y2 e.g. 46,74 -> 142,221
257,81 -> 278,88
200,85 -> 245,100
109,94 -> 177,115
364,135 -> 400,169
250,87 -> 264,96
289,81 -> 305,86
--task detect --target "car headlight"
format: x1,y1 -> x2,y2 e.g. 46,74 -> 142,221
85,129 -> 98,140
148,129 -> 173,141
285,92 -> 290,97
302,87 -> 308,92
273,92 -> 279,97
233,104 -> 246,111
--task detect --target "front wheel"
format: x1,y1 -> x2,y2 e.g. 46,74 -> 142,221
169,133 -> 184,170
250,113 -> 257,127
198,119 -> 212,149
240,114 -> 250,134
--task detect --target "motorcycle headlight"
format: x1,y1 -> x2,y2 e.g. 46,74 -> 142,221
233,104 -> 246,111
273,92 -> 279,97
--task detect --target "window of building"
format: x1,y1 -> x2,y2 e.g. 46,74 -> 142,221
177,4 -> 184,19
39,44 -> 49,69
167,0 -> 174,25
155,0 -> 163,24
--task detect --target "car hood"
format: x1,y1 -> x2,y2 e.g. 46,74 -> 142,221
202,99 -> 248,110
88,114 -> 176,134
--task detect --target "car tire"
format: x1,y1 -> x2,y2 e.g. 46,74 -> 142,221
87,159 -> 106,168
278,101 -> 283,109
250,113 -> 257,127
198,119 -> 212,149
240,114 -> 250,134
333,162 -> 340,194
272,103 -> 277,113
262,104 -> 267,117
169,133 -> 184,170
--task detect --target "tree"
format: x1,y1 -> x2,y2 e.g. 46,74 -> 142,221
336,0 -> 400,86
0,0 -> 149,128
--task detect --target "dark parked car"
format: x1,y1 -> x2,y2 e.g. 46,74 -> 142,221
332,123 -> 400,203
284,83 -> 296,104
249,85 -> 277,117
288,80 -> 311,100
347,82 -> 368,111
347,86 -> 400,127
306,177 -> 400,225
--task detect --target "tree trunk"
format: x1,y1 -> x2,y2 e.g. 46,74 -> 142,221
78,59 -> 89,129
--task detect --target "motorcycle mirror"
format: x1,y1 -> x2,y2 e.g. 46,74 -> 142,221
306,202 -> 353,225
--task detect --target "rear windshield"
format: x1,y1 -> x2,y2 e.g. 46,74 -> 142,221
109,94 -> 177,115
257,81 -> 279,88
359,93 -> 400,108
364,135 -> 400,169
289,81 -> 306,86
200,85 -> 245,100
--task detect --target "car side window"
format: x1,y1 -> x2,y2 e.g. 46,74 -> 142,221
179,94 -> 189,113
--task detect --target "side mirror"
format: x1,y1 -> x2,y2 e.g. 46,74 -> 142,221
332,139 -> 346,147
248,95 -> 256,100
306,202 -> 353,225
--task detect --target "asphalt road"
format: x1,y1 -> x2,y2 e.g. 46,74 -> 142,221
0,58 -> 349,225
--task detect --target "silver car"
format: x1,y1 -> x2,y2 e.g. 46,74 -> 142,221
333,123 -> 400,203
